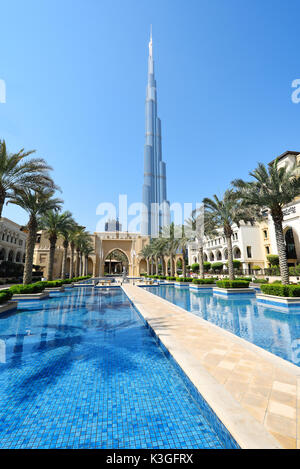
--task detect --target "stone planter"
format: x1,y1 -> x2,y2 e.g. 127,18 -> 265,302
44,287 -> 65,293
189,284 -> 216,289
174,282 -> 191,287
12,292 -> 49,300
0,301 -> 18,314
63,283 -> 74,288
213,287 -> 255,295
256,293 -> 300,308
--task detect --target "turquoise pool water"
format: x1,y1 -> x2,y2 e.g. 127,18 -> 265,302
144,285 -> 300,366
0,287 -> 232,449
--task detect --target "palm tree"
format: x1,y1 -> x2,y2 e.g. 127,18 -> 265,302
68,225 -> 85,279
81,239 -> 94,276
140,244 -> 153,275
232,160 -> 300,284
74,229 -> 91,276
161,223 -> 179,276
151,237 -> 168,276
61,218 -> 77,279
175,225 -> 191,278
185,209 -> 217,279
0,139 -> 58,217
40,210 -> 74,280
7,189 -> 62,284
203,190 -> 255,280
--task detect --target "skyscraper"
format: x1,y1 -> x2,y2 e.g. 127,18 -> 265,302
141,29 -> 170,236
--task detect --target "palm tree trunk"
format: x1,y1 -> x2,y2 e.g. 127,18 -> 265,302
226,235 -> 235,281
61,241 -> 68,279
198,246 -> 205,279
182,248 -> 186,278
146,258 -> 150,275
47,235 -> 57,280
155,255 -> 158,275
272,214 -> 289,284
75,249 -> 80,277
70,244 -> 74,279
170,255 -> 174,276
79,252 -> 83,276
23,216 -> 37,284
0,191 -> 5,219
150,257 -> 154,275
162,257 -> 166,276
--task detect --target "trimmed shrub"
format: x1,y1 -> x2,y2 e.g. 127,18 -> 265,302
9,283 -> 45,294
158,275 -> 166,280
267,254 -> 279,266
235,277 -> 252,282
216,280 -> 250,289
211,262 -> 224,272
191,263 -> 199,273
0,290 -> 13,304
192,278 -> 215,285
260,284 -> 300,297
166,276 -> 176,281
251,278 -> 269,284
203,262 -> 211,272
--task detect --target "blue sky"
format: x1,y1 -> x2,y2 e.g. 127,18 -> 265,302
1,0 -> 300,232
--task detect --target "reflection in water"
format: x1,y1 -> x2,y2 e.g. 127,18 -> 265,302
145,286 -> 300,366
0,287 -> 225,449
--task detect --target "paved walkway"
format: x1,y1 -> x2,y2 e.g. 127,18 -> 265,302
122,285 -> 300,449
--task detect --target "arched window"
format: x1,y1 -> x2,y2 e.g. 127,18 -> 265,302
285,228 -> 297,259
0,248 -> 5,261
8,250 -> 14,262
15,252 -> 21,263
233,247 -> 241,259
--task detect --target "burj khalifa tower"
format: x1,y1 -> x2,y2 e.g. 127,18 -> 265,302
141,29 -> 170,237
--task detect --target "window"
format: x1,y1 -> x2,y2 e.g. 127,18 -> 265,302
263,230 -> 268,239
247,246 -> 252,258
266,246 -> 270,254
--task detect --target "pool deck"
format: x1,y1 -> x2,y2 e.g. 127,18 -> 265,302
122,284 -> 300,449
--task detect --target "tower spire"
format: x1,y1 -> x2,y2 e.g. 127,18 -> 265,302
149,25 -> 153,58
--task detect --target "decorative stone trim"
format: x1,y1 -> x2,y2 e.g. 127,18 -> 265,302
0,302 -> 18,314
256,293 -> 300,308
12,292 -> 49,300
44,287 -> 65,293
213,287 -> 255,295
189,284 -> 217,289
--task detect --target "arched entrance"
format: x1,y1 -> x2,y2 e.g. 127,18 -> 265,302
104,249 -> 129,274
87,257 -> 94,275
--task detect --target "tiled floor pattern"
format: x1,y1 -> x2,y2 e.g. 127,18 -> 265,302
0,288 -> 224,449
123,285 -> 300,449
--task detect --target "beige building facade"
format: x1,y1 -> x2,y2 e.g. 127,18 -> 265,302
0,217 -> 27,264
33,230 -> 150,279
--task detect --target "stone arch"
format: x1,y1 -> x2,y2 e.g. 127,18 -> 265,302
284,226 -> 297,260
203,252 -> 208,262
139,258 -> 147,274
7,250 -> 14,262
0,248 -> 6,261
209,252 -> 214,262
233,246 -> 241,259
104,248 -> 129,274
87,257 -> 94,275
216,250 -> 222,261
193,256 -> 198,263
15,251 -> 22,263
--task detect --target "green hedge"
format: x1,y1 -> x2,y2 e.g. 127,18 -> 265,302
235,277 -> 252,282
260,284 -> 300,297
252,278 -> 269,284
9,283 -> 45,294
175,277 -> 193,283
192,278 -> 216,285
216,280 -> 250,289
0,290 -> 13,304
166,276 -> 176,281
158,275 -> 166,280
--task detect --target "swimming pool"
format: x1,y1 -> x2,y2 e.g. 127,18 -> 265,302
144,285 -> 300,367
0,287 -> 230,449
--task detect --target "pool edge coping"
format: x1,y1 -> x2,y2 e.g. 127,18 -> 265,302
122,285 -> 282,450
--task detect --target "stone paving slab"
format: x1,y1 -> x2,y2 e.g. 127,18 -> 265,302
122,285 -> 300,449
